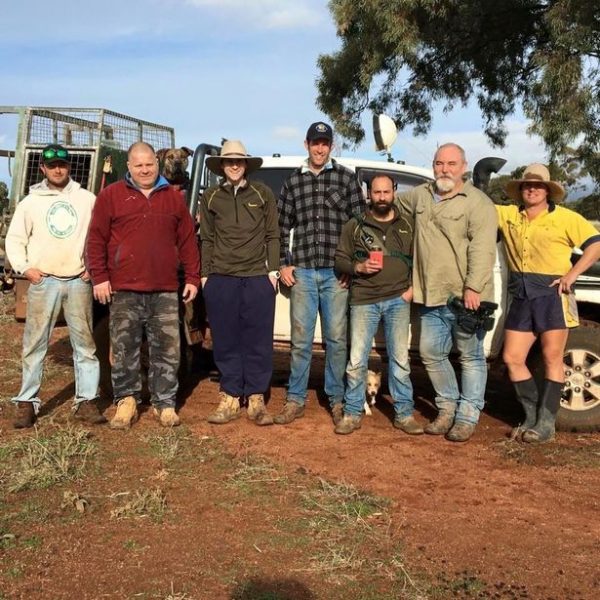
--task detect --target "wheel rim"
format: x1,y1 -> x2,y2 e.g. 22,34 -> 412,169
562,348 -> 600,412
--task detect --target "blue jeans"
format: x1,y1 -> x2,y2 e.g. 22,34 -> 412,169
288,267 -> 348,406
12,276 -> 99,412
419,305 -> 487,425
344,296 -> 413,417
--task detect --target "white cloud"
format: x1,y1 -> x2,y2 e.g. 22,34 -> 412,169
183,0 -> 324,29
391,119 -> 548,173
272,126 -> 302,141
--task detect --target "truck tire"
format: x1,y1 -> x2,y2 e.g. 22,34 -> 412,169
530,322 -> 600,432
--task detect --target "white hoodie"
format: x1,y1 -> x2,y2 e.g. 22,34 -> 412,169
5,179 -> 96,277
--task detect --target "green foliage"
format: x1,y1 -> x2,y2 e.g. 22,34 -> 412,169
571,194 -> 600,221
0,181 -> 8,214
318,1 -> 600,180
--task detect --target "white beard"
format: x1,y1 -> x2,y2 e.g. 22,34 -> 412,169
435,177 -> 455,193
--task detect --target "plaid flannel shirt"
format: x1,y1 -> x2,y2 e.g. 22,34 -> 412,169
278,159 -> 366,268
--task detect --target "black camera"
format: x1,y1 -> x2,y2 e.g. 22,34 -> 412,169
447,296 -> 498,334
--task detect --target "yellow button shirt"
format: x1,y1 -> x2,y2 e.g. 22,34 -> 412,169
496,203 -> 600,298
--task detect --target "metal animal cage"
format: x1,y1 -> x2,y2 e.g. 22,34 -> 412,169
1,106 -> 175,203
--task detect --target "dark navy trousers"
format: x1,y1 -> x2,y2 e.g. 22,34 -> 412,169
203,274 -> 276,397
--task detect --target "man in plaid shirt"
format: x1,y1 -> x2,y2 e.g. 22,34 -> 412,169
274,122 -> 366,425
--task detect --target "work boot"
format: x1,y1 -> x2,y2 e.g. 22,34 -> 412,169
334,414 -> 363,435
72,399 -> 107,425
273,400 -> 305,425
522,379 -> 563,444
424,410 -> 455,435
331,402 -> 344,426
247,394 -> 273,426
14,402 -> 35,429
510,378 -> 538,440
153,406 -> 181,428
393,415 -> 424,435
207,392 -> 241,424
109,396 -> 138,430
446,421 -> 476,442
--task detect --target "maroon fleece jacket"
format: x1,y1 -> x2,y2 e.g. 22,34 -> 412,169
85,179 -> 200,292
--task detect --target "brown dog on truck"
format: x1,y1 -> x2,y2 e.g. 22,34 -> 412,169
157,146 -> 194,190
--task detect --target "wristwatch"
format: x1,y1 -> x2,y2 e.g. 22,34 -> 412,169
268,270 -> 281,279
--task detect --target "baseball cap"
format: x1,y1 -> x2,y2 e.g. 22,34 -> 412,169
41,144 -> 70,165
306,122 -> 333,142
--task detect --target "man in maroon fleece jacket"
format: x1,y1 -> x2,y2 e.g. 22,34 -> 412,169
86,142 -> 200,430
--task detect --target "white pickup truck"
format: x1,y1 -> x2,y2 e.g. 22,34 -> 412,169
188,145 -> 600,433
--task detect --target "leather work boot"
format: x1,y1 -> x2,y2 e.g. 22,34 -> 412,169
331,402 -> 344,426
153,407 -> 181,428
393,415 -> 424,435
273,401 -> 305,425
247,394 -> 273,426
109,396 -> 139,430
72,399 -> 107,425
424,411 -> 455,435
446,421 -> 476,442
207,392 -> 241,424
14,402 -> 35,429
510,378 -> 539,441
334,414 -> 362,435
522,379 -> 562,444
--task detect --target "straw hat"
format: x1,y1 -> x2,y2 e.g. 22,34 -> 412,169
505,163 -> 566,203
205,140 -> 263,177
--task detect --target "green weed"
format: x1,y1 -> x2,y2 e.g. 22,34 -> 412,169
302,478 -> 390,525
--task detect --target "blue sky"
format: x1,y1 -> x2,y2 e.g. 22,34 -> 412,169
0,0 -> 550,187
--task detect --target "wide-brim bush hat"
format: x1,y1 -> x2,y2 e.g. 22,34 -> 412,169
206,140 -> 263,177
505,163 -> 566,203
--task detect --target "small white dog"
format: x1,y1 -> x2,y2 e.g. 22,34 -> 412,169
365,370 -> 381,416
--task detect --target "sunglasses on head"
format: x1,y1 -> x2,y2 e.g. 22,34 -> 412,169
42,148 -> 69,161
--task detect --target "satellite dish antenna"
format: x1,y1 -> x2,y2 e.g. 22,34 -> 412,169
373,114 -> 398,162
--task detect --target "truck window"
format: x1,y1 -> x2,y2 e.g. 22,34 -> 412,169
356,168 -> 431,192
248,168 -> 295,197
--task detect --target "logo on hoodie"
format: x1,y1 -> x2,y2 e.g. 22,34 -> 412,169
47,201 -> 78,239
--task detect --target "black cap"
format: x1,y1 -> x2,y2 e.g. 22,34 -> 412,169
41,144 -> 70,165
306,122 -> 333,142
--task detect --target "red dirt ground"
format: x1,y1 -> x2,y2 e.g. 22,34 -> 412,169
0,315 -> 599,599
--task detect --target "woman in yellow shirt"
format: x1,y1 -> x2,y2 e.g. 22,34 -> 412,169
497,164 -> 600,443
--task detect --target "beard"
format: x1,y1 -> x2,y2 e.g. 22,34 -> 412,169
371,201 -> 393,216
435,176 -> 456,193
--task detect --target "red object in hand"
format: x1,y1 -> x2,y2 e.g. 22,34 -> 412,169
369,249 -> 383,268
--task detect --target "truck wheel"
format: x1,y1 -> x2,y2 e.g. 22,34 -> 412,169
557,323 -> 600,432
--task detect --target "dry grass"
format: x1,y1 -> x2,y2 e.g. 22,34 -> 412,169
143,428 -> 190,462
0,291 -> 15,325
4,424 -> 97,492
227,454 -> 286,493
110,487 -> 167,522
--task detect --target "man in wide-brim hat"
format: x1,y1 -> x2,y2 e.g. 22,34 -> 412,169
504,163 -> 566,203
200,139 -> 279,427
497,162 -> 600,443
205,140 -> 263,177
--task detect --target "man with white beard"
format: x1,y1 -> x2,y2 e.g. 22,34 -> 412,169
395,144 -> 498,442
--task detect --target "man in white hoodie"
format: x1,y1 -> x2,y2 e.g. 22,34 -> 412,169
6,144 -> 103,428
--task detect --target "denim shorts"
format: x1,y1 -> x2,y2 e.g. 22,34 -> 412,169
505,293 -> 579,333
